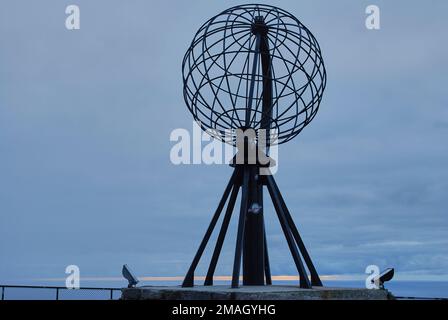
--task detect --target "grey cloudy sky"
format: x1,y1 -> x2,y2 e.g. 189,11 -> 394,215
0,0 -> 447,285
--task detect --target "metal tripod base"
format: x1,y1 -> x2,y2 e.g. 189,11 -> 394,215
182,164 -> 322,289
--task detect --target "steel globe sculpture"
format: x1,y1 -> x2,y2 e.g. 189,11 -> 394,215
183,4 -> 326,145
182,4 -> 326,289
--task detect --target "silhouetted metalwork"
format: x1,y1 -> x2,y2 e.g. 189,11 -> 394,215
183,4 -> 326,145
182,4 -> 326,289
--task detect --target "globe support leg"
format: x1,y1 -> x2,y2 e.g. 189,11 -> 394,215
182,169 -> 238,287
204,179 -> 241,286
268,175 -> 323,286
265,174 -> 312,289
182,165 -> 320,289
263,223 -> 272,285
231,168 -> 250,288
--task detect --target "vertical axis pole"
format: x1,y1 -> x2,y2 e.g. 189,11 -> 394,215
259,28 -> 273,144
243,166 -> 265,285
245,34 -> 261,127
232,168 -> 250,288
182,169 -> 237,287
266,175 -> 311,289
204,173 -> 241,286
259,18 -> 273,285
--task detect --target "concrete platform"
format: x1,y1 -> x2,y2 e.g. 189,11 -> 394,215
121,285 -> 393,300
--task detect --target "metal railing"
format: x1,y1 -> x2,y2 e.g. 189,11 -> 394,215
395,296 -> 448,300
0,285 -> 122,300
2,285 -> 446,300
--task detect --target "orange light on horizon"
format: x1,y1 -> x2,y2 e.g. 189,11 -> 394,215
36,274 -> 354,282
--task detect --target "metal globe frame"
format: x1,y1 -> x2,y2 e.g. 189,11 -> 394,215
182,3 -> 326,146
